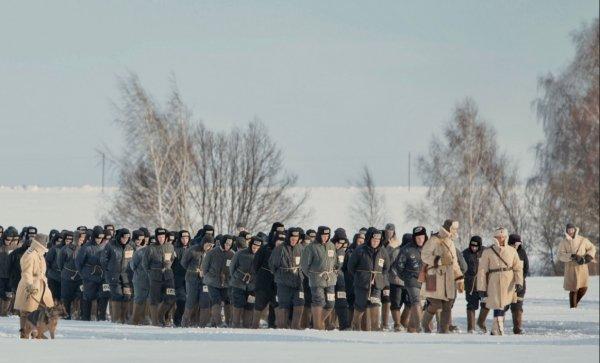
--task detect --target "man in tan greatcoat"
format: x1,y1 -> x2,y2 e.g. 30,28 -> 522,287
14,235 -> 55,338
477,227 -> 523,336
558,223 -> 596,308
420,219 -> 464,333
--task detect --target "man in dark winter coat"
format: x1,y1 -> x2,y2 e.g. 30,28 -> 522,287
102,228 -> 134,324
347,227 -> 390,331
0,226 -> 20,316
300,226 -> 339,330
229,236 -> 261,328
58,230 -> 85,320
462,235 -> 485,333
394,226 -> 427,333
75,226 -> 109,321
45,231 -> 66,304
251,222 -> 285,328
143,228 -> 176,326
507,233 -> 529,334
180,235 -> 214,327
388,232 -> 411,331
269,227 -> 305,329
129,234 -> 150,325
202,234 -> 235,327
330,228 -> 350,330
172,230 -> 190,327
191,225 -> 215,246
300,228 -> 316,328
342,231 -> 366,327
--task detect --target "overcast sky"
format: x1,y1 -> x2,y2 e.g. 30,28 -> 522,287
0,1 -> 597,187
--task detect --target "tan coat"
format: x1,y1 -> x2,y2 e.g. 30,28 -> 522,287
14,240 -> 54,313
558,229 -> 596,291
477,239 -> 523,310
420,227 -> 464,301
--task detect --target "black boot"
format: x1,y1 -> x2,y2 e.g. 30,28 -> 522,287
81,299 -> 92,321
174,300 -> 185,327
335,306 -> 350,330
97,298 -> 109,321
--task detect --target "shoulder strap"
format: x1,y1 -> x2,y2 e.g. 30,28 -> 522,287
490,246 -> 510,268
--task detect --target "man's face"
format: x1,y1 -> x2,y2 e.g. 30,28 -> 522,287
157,235 -> 166,244
65,236 -> 73,245
251,244 -> 260,254
223,239 -> 233,251
385,229 -> 394,239
4,236 -> 16,246
470,245 -> 478,252
290,236 -> 299,246
78,234 -> 86,244
370,234 -> 381,249
120,234 -> 130,245
181,235 -> 190,246
497,235 -> 506,246
135,236 -> 144,246
203,242 -> 214,252
567,227 -> 576,237
95,234 -> 105,244
415,235 -> 426,247
356,237 -> 365,246
320,234 -> 329,244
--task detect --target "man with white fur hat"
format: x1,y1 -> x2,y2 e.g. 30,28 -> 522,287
476,227 -> 523,335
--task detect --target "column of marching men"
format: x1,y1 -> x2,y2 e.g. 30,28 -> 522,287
0,221 -> 595,337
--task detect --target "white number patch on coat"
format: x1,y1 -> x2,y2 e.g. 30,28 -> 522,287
369,297 -> 381,304
79,285 -> 84,292
338,255 -> 344,263
326,293 -> 335,301
166,288 -> 175,295
164,253 -> 172,261
294,256 -> 301,265
382,289 -> 390,297
378,258 -> 384,267
226,259 -> 231,267
337,291 -> 347,299
327,250 -> 334,258
298,292 -> 304,299
124,250 -> 133,259
202,285 -> 208,293
123,287 -> 132,295
247,295 -> 256,303
102,284 -> 110,292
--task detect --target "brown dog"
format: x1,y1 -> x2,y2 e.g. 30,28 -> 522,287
23,304 -> 67,339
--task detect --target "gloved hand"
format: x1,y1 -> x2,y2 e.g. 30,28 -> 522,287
571,254 -> 578,261
25,284 -> 39,298
456,280 -> 465,293
584,254 -> 593,264
477,290 -> 487,298
441,251 -> 453,265
576,255 -> 586,265
433,256 -> 441,268
515,284 -> 524,294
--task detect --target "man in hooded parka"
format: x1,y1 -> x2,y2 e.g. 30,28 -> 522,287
143,228 -> 176,326
172,230 -> 190,326
0,226 -> 20,316
180,234 -> 215,327
558,223 -> 596,309
462,235 -> 486,333
229,236 -> 262,328
75,226 -> 109,321
202,234 -> 235,327
102,228 -> 134,324
58,229 -> 85,320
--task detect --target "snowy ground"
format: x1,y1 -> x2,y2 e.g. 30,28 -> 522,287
0,276 -> 597,363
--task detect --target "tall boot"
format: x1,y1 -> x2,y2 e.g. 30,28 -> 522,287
149,304 -> 160,326
174,300 -> 185,327
97,298 -> 109,321
198,308 -> 210,328
181,308 -> 194,327
491,316 -> 504,336
275,308 -> 289,329
120,301 -> 129,324
477,307 -> 489,333
467,309 -> 476,333
421,310 -> 435,333
223,304 -> 232,327
391,309 -> 402,332
291,306 -> 304,330
512,309 -> 523,335
361,307 -> 371,331
400,306 -> 410,330
569,291 -> 577,308
407,304 -> 422,333
311,306 -> 324,330
351,309 -> 364,331
439,306 -> 451,334
381,302 -> 391,331
369,306 -> 381,331
267,305 -> 276,328
301,306 -> 311,329
131,302 -> 145,325
72,298 -> 80,320
19,312 -> 28,339
576,287 -> 588,305
91,300 -> 98,321
80,299 -> 92,321
210,304 -> 222,327
335,306 -> 350,330
243,309 -> 254,328
447,310 -> 459,333
231,307 -> 243,328
62,300 -> 72,320
322,308 -> 333,330
158,302 -> 173,327
251,309 -> 263,329
0,300 -> 6,316
109,301 -> 119,323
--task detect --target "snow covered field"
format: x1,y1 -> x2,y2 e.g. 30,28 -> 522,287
0,276 -> 597,363
0,185 -> 426,234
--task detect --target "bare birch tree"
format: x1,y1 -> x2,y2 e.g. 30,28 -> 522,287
351,165 -> 387,228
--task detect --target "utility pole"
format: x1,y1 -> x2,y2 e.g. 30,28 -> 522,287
408,152 -> 411,192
